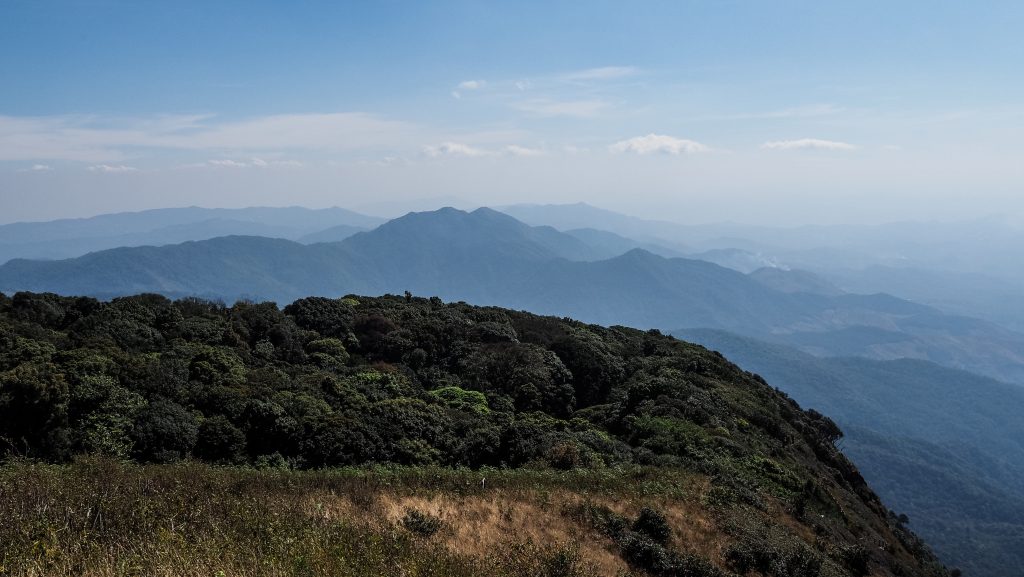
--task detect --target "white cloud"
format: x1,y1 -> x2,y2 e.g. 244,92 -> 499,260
451,80 -> 485,99
513,99 -> 609,118
761,138 -> 857,151
610,134 -> 710,155
204,158 -> 303,168
0,112 -> 416,162
208,159 -> 248,168
87,164 -> 138,173
18,164 -> 53,172
422,142 -> 489,158
563,66 -> 639,81
504,145 -> 544,157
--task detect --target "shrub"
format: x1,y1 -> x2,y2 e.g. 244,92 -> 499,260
401,508 -> 442,537
547,440 -> 583,470
619,531 -> 672,572
632,506 -> 671,544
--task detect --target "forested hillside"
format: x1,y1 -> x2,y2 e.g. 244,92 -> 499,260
0,291 -> 950,577
675,329 -> 1024,576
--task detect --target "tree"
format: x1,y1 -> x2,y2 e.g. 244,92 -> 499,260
131,399 -> 199,463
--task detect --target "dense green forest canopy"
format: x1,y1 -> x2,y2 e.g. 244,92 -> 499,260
0,291 -> 839,470
0,291 -> 950,577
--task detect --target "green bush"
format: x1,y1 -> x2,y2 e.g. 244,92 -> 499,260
632,506 -> 671,544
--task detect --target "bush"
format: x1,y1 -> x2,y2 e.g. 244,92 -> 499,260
726,534 -> 823,577
401,508 -> 442,537
619,531 -> 672,572
633,506 -> 671,544
838,543 -> 871,576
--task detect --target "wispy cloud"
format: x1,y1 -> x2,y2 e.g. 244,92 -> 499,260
18,164 -> 53,172
451,79 -> 486,99
0,113 -> 416,162
208,159 -> 248,168
422,142 -> 489,158
420,142 -> 543,158
197,158 -> 305,168
761,138 -> 857,151
504,145 -> 544,157
513,99 -> 609,118
706,104 -> 845,121
610,134 -> 709,155
87,164 -> 138,173
563,66 -> 639,82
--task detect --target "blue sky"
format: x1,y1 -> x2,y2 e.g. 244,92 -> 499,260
2,0 -> 1023,224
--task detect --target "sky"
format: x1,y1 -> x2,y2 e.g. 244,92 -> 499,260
1,0 -> 1023,225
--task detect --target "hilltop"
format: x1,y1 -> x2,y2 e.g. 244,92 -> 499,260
0,291 -> 949,577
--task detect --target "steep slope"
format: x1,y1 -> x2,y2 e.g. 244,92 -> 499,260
674,328 -> 1024,576
0,291 -> 951,577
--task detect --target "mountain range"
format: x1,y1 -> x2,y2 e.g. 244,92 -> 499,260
504,203 -> 1024,333
3,206 -> 1022,384
0,205 -> 385,264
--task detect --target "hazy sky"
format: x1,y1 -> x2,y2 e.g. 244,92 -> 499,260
2,1 -> 1023,225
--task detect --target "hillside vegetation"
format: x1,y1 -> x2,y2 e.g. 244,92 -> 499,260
0,291 -> 949,577
675,329 -> 1024,576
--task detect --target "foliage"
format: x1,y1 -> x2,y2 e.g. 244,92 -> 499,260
401,508 -> 443,537
0,291 -> 952,577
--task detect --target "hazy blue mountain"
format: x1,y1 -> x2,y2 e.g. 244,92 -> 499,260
3,207 -> 1024,382
563,228 -> 685,259
673,328 -> 1024,576
501,202 -> 1024,335
498,202 -> 690,249
297,224 -> 368,244
0,236 -> 356,302
821,265 -> 1024,332
687,247 -> 787,273
748,266 -> 845,296
0,206 -> 385,263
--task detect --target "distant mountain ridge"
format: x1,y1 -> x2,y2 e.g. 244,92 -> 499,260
500,203 -> 1024,333
2,206 -> 1023,384
0,206 -> 386,263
